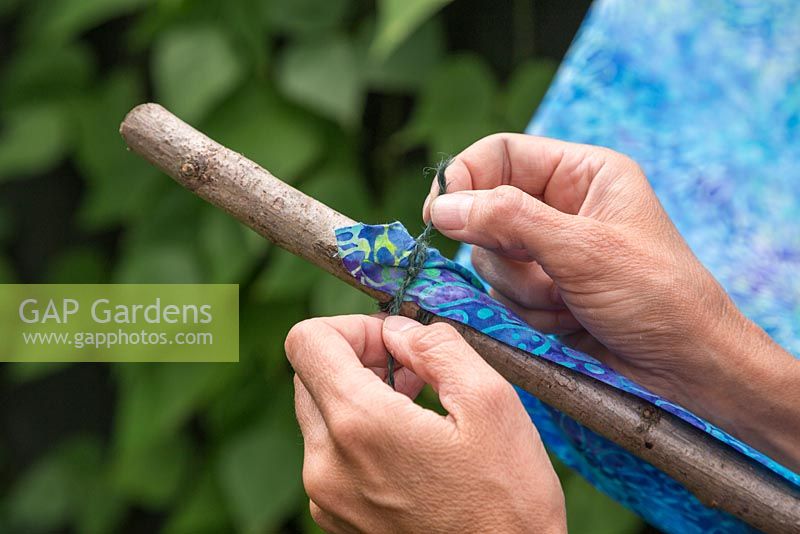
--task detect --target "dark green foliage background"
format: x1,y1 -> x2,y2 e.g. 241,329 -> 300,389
0,0 -> 644,532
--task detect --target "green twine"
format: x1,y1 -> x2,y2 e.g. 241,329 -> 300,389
381,158 -> 451,388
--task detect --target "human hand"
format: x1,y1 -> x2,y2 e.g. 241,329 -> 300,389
285,314 -> 566,533
424,134 -> 800,471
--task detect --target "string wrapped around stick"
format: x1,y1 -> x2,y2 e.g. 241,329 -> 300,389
380,159 -> 450,388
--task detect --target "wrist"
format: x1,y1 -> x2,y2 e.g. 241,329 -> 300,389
670,298 -> 800,471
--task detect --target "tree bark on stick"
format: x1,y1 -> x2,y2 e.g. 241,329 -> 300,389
120,103 -> 799,533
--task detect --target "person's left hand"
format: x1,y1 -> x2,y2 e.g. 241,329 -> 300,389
284,314 -> 566,533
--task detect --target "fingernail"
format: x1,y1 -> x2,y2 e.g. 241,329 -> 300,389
384,315 -> 421,332
431,193 -> 473,230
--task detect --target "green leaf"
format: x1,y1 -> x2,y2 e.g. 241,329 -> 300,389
152,25 -> 245,123
45,247 -> 108,283
117,187 -> 204,250
0,204 -> 12,244
371,0 -> 452,60
4,436 -> 105,533
113,189 -> 207,283
73,69 -> 162,229
218,0 -> 271,71
302,502 -> 326,534
361,17 -> 445,92
22,0 -> 149,44
217,411 -> 304,533
198,207 -> 267,282
379,166 -> 438,232
0,0 -> 21,17
416,384 -> 446,414
503,59 -> 557,131
0,103 -> 69,180
5,456 -> 73,531
114,243 -> 203,283
310,274 -> 375,316
0,42 -> 94,106
0,255 -> 14,282
562,471 -> 643,534
204,81 -> 325,180
163,468 -> 232,534
402,54 -> 499,156
74,476 -> 125,534
299,144 -> 371,221
549,453 -> 572,480
250,248 -> 322,301
4,362 -> 69,383
276,35 -> 363,126
239,300 -> 306,375
263,0 -> 350,35
111,433 -> 192,507
202,358 -> 270,440
113,363 -> 238,455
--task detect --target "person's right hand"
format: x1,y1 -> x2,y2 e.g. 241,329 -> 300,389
424,133 -> 800,472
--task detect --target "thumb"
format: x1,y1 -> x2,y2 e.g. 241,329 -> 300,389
430,185 -> 605,273
381,315 -> 518,423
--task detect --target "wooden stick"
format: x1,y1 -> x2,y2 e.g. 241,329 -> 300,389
120,103 -> 799,532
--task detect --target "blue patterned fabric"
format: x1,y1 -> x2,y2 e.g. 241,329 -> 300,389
336,221 -> 792,532
336,1 -> 800,531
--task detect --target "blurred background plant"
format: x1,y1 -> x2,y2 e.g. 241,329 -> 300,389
0,0 -> 648,532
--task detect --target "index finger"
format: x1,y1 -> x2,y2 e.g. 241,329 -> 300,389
284,315 -> 393,419
423,133 -> 615,220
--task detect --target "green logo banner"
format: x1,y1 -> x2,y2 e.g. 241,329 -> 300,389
0,284 -> 239,362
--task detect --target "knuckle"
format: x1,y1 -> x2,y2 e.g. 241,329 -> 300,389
327,410 -> 369,446
486,185 -> 528,222
614,152 -> 644,174
600,149 -> 647,182
595,146 -> 631,166
309,501 -> 325,523
470,247 -> 494,275
407,322 -> 463,356
482,132 -> 508,148
284,319 -> 318,355
480,376 -> 515,406
302,459 -> 330,503
309,501 -> 337,533
477,186 -> 533,250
